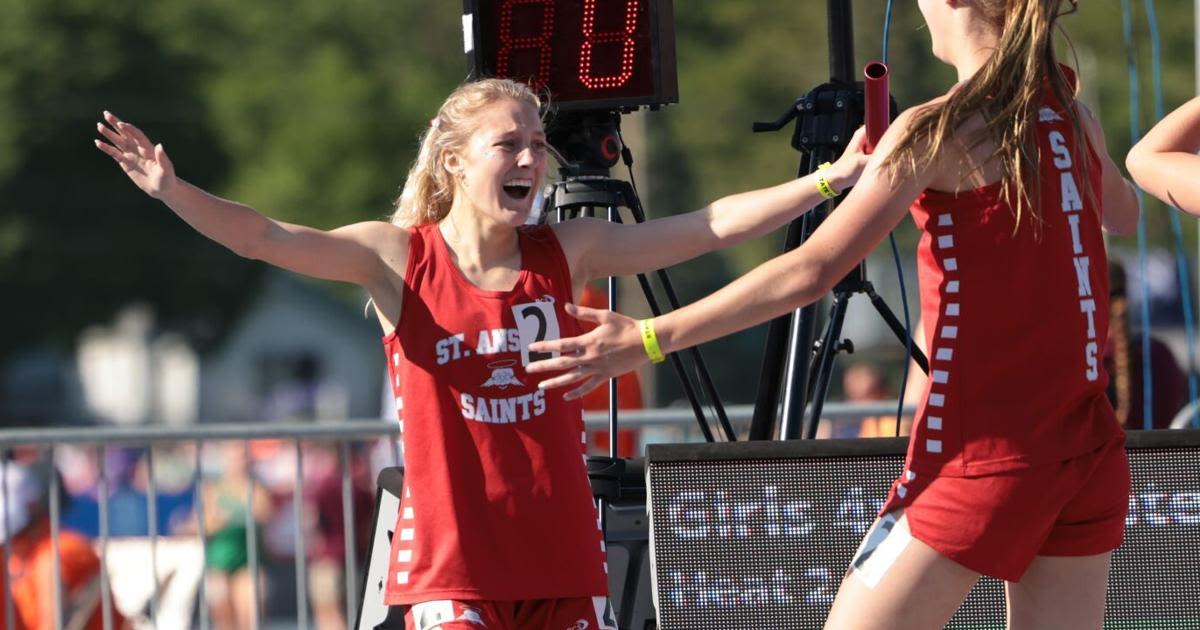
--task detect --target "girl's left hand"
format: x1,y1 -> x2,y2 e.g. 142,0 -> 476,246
526,303 -> 649,399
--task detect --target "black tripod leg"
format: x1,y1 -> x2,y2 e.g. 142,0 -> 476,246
749,217 -> 806,441
607,206 -> 620,456
618,542 -> 644,630
864,285 -> 929,374
804,292 -> 851,439
778,161 -> 835,440
650,268 -> 737,441
551,179 -> 721,443
624,196 -> 736,442
749,314 -> 791,440
779,302 -> 821,440
632,271 -> 717,443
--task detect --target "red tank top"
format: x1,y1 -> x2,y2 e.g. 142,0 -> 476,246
382,223 -> 608,604
905,73 -> 1122,477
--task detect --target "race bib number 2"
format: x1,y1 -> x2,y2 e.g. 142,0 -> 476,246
512,300 -> 560,366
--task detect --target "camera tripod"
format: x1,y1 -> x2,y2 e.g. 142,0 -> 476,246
544,109 -> 735,630
748,1 -> 928,442
544,110 -> 736,448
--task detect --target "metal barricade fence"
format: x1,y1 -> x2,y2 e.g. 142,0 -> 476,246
0,402 -> 912,630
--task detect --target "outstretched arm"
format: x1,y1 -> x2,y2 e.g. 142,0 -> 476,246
1126,96 -> 1200,216
94,111 -> 398,288
530,114 -> 930,397
553,128 -> 870,284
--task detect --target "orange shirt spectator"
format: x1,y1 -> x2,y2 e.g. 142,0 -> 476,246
0,460 -> 125,630
845,364 -> 913,438
6,519 -> 117,630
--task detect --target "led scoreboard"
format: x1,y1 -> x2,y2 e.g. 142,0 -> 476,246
463,0 -> 678,111
646,432 -> 1200,629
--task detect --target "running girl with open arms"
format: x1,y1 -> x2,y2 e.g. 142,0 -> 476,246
527,1 -> 1140,628
95,78 -> 868,630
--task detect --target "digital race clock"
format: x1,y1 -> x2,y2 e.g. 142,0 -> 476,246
463,0 -> 679,112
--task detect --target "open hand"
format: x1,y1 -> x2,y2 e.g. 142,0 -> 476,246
94,111 -> 177,199
526,303 -> 651,400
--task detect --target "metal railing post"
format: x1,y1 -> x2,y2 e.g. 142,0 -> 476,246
294,440 -> 308,630
98,446 -> 112,630
193,440 -> 210,630
146,445 -> 159,629
340,441 -> 358,627
243,442 -> 260,630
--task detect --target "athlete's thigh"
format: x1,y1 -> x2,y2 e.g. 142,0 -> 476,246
1005,552 -> 1111,630
824,511 -> 980,630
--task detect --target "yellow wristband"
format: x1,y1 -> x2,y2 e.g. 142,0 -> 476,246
638,318 -> 666,364
816,162 -> 840,199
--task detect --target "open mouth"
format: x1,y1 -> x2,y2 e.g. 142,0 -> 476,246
502,178 -> 533,200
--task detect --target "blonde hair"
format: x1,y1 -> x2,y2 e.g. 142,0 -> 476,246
884,0 -> 1084,232
390,79 -> 542,227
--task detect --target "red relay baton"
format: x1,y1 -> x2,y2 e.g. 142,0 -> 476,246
864,61 -> 890,155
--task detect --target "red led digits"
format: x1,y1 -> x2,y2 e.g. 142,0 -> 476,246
578,0 -> 640,90
496,0 -> 555,88
473,0 -> 675,109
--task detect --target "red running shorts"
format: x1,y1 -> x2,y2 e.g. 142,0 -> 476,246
879,435 -> 1130,582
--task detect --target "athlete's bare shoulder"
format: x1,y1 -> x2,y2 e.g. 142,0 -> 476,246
893,91 -> 999,192
354,221 -> 413,335
354,221 -> 411,280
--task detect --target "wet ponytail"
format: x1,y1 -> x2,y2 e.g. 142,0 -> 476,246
883,0 -> 1085,232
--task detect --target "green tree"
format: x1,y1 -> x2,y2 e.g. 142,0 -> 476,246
0,0 -> 465,361
0,0 -> 257,358
2,0 -> 1194,409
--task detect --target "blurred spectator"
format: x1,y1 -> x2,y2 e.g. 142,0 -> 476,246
1104,260 -> 1189,429
848,363 -> 912,438
242,439 -> 374,628
303,442 -> 373,630
0,459 -> 127,630
261,354 -> 322,422
201,442 -> 271,630
901,318 -> 930,407
260,353 -> 349,422
63,448 -> 195,538
57,446 -> 101,538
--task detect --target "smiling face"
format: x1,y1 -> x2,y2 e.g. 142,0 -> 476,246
444,98 -> 548,228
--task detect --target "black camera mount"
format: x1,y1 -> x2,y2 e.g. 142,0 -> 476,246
748,0 -> 928,442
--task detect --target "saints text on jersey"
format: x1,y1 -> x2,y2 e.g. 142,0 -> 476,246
1048,129 -> 1100,382
435,327 -> 549,424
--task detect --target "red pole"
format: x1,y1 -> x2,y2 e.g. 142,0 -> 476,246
864,61 -> 890,154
